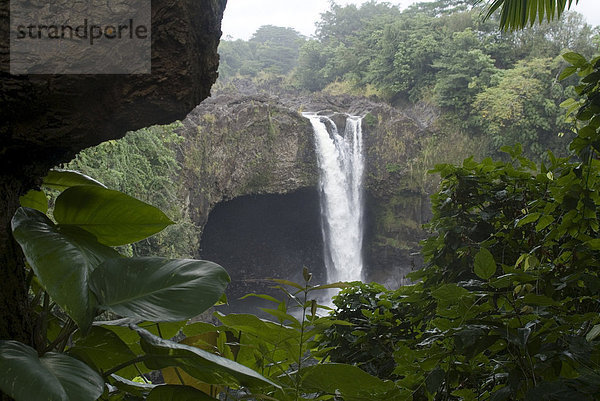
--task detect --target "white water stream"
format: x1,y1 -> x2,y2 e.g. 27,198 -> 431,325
303,112 -> 365,283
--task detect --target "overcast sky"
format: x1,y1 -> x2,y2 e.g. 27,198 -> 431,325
221,0 -> 600,40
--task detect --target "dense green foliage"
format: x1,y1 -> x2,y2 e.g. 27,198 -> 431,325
316,52 -> 600,400
5,2 -> 599,400
3,171 -> 257,400
472,57 -> 570,156
219,25 -> 305,81
218,0 -> 597,159
317,282 -> 420,380
202,272 -> 402,400
322,148 -> 600,399
6,173 -> 405,401
65,123 -> 198,258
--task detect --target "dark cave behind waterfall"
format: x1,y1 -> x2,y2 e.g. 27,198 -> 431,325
200,188 -> 325,315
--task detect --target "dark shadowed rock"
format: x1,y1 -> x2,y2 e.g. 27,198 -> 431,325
178,94 -> 317,230
1,0 -> 226,182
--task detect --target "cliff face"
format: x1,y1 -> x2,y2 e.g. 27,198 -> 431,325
179,94 -> 318,228
361,104 -> 432,286
179,93 -> 431,288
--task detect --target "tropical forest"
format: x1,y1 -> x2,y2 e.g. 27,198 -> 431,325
1,0 -> 600,400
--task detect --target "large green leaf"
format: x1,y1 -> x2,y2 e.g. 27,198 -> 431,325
97,319 -> 188,358
300,363 -> 400,401
426,367 -> 445,395
91,257 -> 230,321
215,312 -> 299,348
431,284 -> 471,301
19,189 -> 48,213
11,207 -> 120,330
183,322 -> 221,337
54,186 -> 174,246
0,340 -> 104,401
69,326 -> 138,379
474,248 -> 497,280
147,385 -> 218,401
563,52 -> 588,68
516,212 -> 541,227
43,169 -> 106,191
586,324 -> 600,342
135,327 -> 279,389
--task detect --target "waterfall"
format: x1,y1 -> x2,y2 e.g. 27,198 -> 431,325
303,112 -> 365,283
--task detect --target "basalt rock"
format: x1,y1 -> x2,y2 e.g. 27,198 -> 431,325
1,0 -> 226,181
178,92 -> 431,291
178,93 -> 318,229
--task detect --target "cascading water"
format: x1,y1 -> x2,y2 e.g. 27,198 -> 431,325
303,112 -> 365,283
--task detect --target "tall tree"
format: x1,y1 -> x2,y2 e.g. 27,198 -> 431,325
366,14 -> 443,101
316,1 -> 400,45
250,25 -> 305,75
219,25 -> 305,81
432,28 -> 498,123
473,57 -> 569,158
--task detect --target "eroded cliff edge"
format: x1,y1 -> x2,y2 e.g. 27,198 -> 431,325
178,93 -> 431,288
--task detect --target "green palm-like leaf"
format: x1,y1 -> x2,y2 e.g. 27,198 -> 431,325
11,207 -> 120,331
0,341 -> 104,401
53,185 -> 173,246
97,319 -> 189,358
481,0 -> 578,30
91,257 -> 230,321
215,312 -> 299,347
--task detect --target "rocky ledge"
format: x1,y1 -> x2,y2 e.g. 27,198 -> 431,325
178,92 -> 432,288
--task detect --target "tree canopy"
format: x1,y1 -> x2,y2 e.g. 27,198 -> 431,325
217,0 -> 597,160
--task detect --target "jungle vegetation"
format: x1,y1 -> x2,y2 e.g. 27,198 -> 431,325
1,1 -> 599,400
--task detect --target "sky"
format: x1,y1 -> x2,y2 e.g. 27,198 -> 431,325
221,0 -> 600,40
